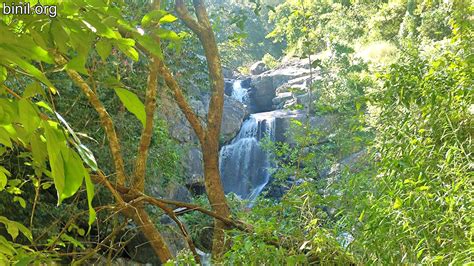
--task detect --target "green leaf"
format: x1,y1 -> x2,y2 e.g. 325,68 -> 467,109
60,149 -> 85,203
5,223 -> 18,241
60,233 -> 85,249
0,47 -> 56,91
82,12 -> 119,39
23,82 -> 45,99
55,112 -> 98,171
43,122 -> 66,202
135,34 -> 163,59
115,38 -> 135,47
13,196 -> 26,208
30,133 -> 47,169
0,216 -> 32,242
76,144 -> 98,171
0,236 -> 15,256
0,66 -> 6,83
116,43 -> 139,61
0,128 -> 12,148
18,99 -> 41,137
159,14 -> 178,24
66,56 -> 89,75
84,170 -> 96,228
96,39 -> 112,61
50,20 -> 70,54
393,197 -> 402,209
358,210 -> 365,222
154,28 -> 180,42
114,88 -> 146,127
36,101 -> 53,113
141,10 -> 167,27
0,167 -> 10,191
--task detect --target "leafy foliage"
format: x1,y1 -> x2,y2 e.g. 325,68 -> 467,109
0,0 -> 472,264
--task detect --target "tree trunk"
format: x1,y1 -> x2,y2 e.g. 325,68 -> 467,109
173,0 -> 232,258
202,138 -> 231,256
128,207 -> 173,263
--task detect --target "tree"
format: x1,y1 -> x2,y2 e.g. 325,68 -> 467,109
166,0 -> 232,257
0,0 -> 237,262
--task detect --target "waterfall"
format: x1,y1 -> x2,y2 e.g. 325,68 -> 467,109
219,93 -> 275,203
230,80 -> 249,104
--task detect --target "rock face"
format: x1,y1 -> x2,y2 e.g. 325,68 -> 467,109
221,96 -> 248,143
125,226 -> 188,265
222,66 -> 234,79
248,57 -> 318,113
159,88 -> 248,200
250,61 -> 268,75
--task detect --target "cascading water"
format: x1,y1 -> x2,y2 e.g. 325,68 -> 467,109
230,80 -> 249,104
219,80 -> 274,204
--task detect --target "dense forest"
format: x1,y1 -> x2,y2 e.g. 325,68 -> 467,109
0,0 -> 472,265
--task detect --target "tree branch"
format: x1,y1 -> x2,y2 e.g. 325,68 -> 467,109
157,62 -> 207,145
54,54 -> 128,186
132,195 -> 200,263
175,0 -> 204,34
174,0 -> 225,140
193,0 -> 210,26
91,172 -> 252,233
133,58 -> 159,191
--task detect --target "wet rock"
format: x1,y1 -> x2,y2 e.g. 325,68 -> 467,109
224,79 -> 234,96
241,77 -> 252,88
249,74 -> 274,112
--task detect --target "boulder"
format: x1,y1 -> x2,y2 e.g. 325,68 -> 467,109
249,58 -> 317,112
221,96 -> 248,143
183,147 -> 204,179
224,79 -> 234,96
240,77 -> 251,88
249,75 -> 274,112
190,98 -> 207,119
222,67 -> 234,79
269,67 -> 311,89
250,61 -> 268,75
166,183 -> 192,203
272,92 -> 294,106
168,114 -> 195,143
125,226 -> 188,264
